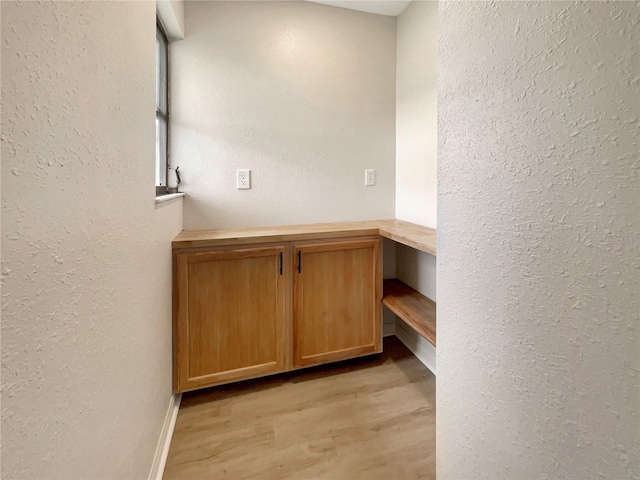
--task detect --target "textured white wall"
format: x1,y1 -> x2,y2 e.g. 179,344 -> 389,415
171,1 -> 396,230
392,1 -> 438,373
395,0 -> 438,293
1,2 -> 183,478
438,2 -> 639,479
396,0 -> 437,228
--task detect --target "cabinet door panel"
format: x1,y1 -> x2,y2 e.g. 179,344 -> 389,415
293,238 -> 381,367
174,246 -> 286,392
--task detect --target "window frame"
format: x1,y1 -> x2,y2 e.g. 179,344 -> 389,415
156,18 -> 169,196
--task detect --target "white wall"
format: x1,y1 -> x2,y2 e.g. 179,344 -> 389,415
171,1 -> 396,230
392,1 -> 437,373
1,2 -> 183,478
395,0 -> 437,228
396,245 -> 436,302
438,2 -> 639,478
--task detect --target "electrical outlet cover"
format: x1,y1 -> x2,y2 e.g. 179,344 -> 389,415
237,169 -> 251,189
365,169 -> 375,186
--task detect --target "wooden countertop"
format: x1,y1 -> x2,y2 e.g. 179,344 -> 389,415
173,219 -> 436,255
377,220 -> 436,255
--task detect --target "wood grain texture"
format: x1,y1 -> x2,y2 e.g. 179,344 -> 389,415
293,238 -> 382,367
383,279 -> 436,346
172,219 -> 437,256
164,336 -> 435,480
173,246 -> 287,392
377,220 -> 436,256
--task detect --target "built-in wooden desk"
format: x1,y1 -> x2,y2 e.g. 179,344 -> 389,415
173,219 -> 437,382
173,219 -> 436,255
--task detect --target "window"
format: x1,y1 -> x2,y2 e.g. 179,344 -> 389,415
156,19 -> 169,195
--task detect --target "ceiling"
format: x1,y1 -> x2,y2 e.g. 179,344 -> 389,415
305,0 -> 412,17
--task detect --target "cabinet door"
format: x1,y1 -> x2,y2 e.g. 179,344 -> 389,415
173,245 -> 286,392
293,238 -> 382,368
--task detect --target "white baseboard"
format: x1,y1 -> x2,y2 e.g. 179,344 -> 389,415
395,320 -> 436,376
383,321 -> 396,337
149,393 -> 182,480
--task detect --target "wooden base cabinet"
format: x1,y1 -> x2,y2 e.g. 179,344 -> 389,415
173,245 -> 287,392
293,239 -> 382,367
173,237 -> 382,393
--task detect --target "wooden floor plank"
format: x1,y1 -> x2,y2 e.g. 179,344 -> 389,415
164,336 -> 435,480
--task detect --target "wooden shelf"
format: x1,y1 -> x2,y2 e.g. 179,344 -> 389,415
377,220 -> 436,256
173,219 -> 436,256
383,279 -> 436,346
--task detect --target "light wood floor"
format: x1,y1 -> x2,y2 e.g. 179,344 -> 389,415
164,336 -> 435,480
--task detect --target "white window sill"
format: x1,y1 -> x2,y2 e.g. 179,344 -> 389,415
155,192 -> 185,204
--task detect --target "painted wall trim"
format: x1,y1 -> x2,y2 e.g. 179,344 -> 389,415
395,320 -> 436,376
148,394 -> 182,480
